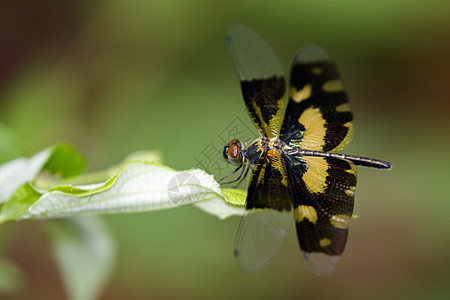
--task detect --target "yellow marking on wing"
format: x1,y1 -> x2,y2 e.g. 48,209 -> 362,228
344,160 -> 357,196
295,205 -> 318,224
311,67 -> 323,75
252,101 -> 265,131
346,160 -> 357,176
298,107 -> 326,151
319,238 -> 332,247
257,163 -> 266,185
345,186 -> 356,196
291,84 -> 312,103
266,96 -> 285,138
335,103 -> 351,112
267,149 -> 288,187
330,214 -> 351,229
322,79 -> 344,93
302,156 -> 329,194
254,151 -> 267,186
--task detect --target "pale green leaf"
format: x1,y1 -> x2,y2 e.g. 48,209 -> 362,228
195,193 -> 245,219
0,183 -> 42,223
222,188 -> 247,206
0,143 -> 86,204
23,162 -> 243,220
0,144 -> 244,224
0,144 -> 87,223
41,143 -> 87,179
46,216 -> 115,300
0,148 -> 51,204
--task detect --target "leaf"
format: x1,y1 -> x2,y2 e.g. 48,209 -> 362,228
0,143 -> 86,204
222,188 -> 247,206
195,196 -> 245,220
0,147 -> 51,204
0,145 -> 247,300
0,183 -> 42,223
46,216 -> 115,300
0,144 -> 87,223
24,162 -> 242,220
41,143 -> 87,179
194,188 -> 246,219
0,144 -> 245,224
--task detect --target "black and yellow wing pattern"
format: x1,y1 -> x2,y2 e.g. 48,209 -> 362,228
283,154 -> 356,276
227,25 -> 286,138
226,24 -> 390,277
234,147 -> 293,272
281,46 -> 357,275
281,45 -> 353,153
227,25 -> 293,272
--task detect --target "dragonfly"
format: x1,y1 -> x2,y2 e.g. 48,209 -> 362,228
222,24 -> 391,277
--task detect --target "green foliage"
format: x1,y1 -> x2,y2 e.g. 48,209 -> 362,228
0,144 -> 245,224
0,183 -> 42,223
2,1 -> 448,296
0,144 -> 246,299
42,143 -> 87,179
222,188 -> 247,206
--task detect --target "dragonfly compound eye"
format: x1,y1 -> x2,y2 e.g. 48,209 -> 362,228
224,139 -> 243,165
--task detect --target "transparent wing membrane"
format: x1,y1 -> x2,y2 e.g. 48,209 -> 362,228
227,24 -> 284,80
234,208 -> 293,272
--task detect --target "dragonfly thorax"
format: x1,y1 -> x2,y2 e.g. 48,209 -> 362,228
231,136 -> 291,168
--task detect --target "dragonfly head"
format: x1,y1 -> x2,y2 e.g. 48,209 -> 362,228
223,139 -> 244,166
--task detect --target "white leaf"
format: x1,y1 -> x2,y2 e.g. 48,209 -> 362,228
24,162 -> 241,219
195,196 -> 244,219
47,216 -> 115,300
0,148 -> 50,203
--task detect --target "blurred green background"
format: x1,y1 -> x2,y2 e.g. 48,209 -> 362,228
1,0 -> 449,299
